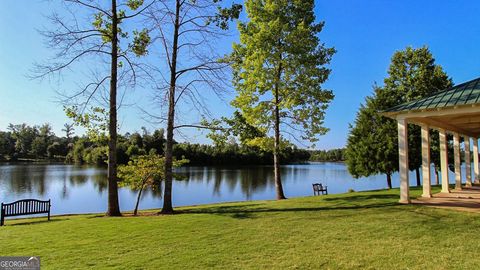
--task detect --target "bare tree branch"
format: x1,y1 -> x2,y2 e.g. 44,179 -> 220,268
173,124 -> 225,131
122,0 -> 156,19
65,0 -> 112,17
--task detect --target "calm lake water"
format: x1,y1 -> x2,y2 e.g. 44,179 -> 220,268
0,162 -> 469,215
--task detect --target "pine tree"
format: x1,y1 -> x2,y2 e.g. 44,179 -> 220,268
346,87 -> 398,188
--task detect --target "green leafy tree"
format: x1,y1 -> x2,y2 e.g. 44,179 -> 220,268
31,123 -> 55,158
346,47 -> 452,188
31,137 -> 48,158
206,111 -> 266,149
69,139 -> 89,164
310,148 -> 345,162
8,124 -> 38,158
229,0 -> 335,199
118,154 -> 188,215
65,106 -> 109,145
379,46 -> 452,186
0,131 -> 15,160
47,142 -> 65,159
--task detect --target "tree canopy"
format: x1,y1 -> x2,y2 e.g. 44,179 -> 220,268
345,88 -> 398,188
230,0 -> 335,199
118,154 -> 188,215
346,46 -> 452,188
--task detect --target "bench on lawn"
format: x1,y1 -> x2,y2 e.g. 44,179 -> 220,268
1,199 -> 51,226
312,183 -> 328,196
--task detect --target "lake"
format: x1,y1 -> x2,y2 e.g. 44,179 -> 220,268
0,162 -> 468,215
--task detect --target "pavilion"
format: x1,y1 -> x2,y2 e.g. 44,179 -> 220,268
383,77 -> 480,203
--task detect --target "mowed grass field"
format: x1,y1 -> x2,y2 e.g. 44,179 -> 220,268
1,186 -> 480,269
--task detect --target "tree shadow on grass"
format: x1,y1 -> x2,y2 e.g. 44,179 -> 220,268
322,194 -> 399,202
177,194 -> 401,219
3,217 -> 69,227
86,214 -> 110,219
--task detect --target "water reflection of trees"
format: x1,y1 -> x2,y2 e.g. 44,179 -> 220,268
59,167 -> 69,199
1,164 -> 316,203
178,166 -> 277,200
0,164 -> 108,199
1,164 -> 48,196
91,172 -> 108,193
140,183 -> 163,199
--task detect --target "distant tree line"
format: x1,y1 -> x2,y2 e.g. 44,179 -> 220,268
309,148 -> 345,162
0,123 -> 68,161
174,143 -> 310,166
0,123 -> 310,166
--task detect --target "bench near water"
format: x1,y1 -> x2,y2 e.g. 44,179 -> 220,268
312,183 -> 328,196
1,199 -> 51,226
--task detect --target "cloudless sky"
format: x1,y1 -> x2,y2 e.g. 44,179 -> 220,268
1,0 -> 480,149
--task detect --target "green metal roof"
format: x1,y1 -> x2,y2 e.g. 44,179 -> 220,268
383,77 -> 480,113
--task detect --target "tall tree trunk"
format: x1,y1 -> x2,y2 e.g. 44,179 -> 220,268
434,166 -> 439,185
161,0 -> 181,214
106,0 -> 121,216
386,173 -> 392,189
273,62 -> 286,200
415,167 -> 421,187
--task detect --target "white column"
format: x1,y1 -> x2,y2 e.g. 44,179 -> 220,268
421,125 -> 431,198
465,137 -> 472,187
439,129 -> 450,193
397,118 -> 410,203
453,133 -> 462,190
474,139 -> 479,184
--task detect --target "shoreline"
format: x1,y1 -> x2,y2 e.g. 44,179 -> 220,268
1,186 -> 397,220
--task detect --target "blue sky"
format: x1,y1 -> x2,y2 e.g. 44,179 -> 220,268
1,0 -> 479,149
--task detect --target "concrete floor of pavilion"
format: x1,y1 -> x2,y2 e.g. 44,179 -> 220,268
413,184 -> 480,213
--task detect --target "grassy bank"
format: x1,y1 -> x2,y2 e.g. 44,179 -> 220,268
1,187 -> 480,269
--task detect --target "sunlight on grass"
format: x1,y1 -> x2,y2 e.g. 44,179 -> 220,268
1,187 -> 480,269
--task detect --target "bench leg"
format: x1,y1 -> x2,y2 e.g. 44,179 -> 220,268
48,200 -> 51,221
1,216 -> 3,226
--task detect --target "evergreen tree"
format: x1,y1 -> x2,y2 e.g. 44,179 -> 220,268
346,87 -> 398,188
380,46 -> 452,185
346,46 -> 452,188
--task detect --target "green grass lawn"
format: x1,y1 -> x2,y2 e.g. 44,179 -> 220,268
1,186 -> 480,269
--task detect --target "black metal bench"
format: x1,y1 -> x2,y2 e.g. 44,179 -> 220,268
312,183 -> 328,195
1,199 -> 51,226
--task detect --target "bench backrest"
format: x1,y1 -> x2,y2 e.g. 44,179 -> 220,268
1,199 -> 51,217
312,183 -> 323,191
